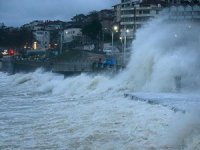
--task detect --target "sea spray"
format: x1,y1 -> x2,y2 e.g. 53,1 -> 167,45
119,17 -> 200,93
10,18 -> 200,95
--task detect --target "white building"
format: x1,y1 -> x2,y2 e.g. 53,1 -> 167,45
63,28 -> 82,43
33,31 -> 50,50
113,4 -> 122,23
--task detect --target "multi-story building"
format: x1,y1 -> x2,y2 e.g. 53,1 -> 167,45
120,0 -> 164,39
33,31 -> 50,50
113,4 -> 122,24
63,28 -> 82,43
118,0 -> 200,39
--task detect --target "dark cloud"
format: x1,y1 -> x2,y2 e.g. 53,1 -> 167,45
0,0 -> 119,27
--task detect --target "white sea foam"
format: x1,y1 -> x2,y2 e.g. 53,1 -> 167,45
162,108 -> 200,150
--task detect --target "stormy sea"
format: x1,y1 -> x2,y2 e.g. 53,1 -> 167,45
1,17 -> 200,150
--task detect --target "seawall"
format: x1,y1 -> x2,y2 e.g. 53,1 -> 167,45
1,56 -> 121,75
1,56 -> 15,74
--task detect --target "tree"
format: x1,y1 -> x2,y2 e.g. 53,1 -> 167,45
82,12 -> 102,50
19,27 -> 34,48
82,20 -> 102,40
0,26 -> 33,48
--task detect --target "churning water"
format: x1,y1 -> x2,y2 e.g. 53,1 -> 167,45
1,17 -> 200,150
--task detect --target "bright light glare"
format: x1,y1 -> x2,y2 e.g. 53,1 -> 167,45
113,25 -> 118,31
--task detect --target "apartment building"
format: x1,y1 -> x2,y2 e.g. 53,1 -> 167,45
63,28 -> 82,43
33,31 -> 50,50
118,0 -> 200,39
113,4 -> 121,23
120,0 -> 163,39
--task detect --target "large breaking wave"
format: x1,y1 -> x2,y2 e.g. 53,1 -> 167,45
12,18 -> 200,95
120,18 -> 200,93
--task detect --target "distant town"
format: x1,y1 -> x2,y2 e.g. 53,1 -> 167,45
0,0 -> 200,74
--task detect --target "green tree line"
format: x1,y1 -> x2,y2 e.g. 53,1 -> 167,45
0,27 -> 33,48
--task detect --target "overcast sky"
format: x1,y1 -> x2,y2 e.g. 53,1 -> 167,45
0,0 -> 119,27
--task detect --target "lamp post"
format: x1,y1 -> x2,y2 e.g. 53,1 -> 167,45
119,36 -> 123,52
123,28 -> 129,66
112,25 -> 118,52
60,31 -> 63,54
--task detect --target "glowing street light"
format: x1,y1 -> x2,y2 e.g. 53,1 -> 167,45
124,29 -> 129,50
119,36 -> 123,54
33,42 -> 37,50
113,25 -> 118,32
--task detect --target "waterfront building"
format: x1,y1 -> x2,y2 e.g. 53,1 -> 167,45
120,0 -> 164,39
116,0 -> 200,39
113,4 -> 122,24
33,31 -> 50,50
63,28 -> 82,43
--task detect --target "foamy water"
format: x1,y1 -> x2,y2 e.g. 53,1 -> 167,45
1,16 -> 200,150
0,70 -> 199,150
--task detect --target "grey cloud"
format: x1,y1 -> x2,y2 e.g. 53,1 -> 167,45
0,0 -> 119,27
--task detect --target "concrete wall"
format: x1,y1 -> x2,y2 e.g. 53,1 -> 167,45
0,61 -> 2,70
52,61 -> 93,73
1,56 -> 15,74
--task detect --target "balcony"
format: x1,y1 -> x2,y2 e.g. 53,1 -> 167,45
120,21 -> 144,25
121,14 -> 135,18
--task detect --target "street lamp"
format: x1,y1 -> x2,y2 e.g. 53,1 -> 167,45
60,31 -> 64,54
33,41 -> 37,50
112,25 -> 118,52
119,36 -> 123,51
124,29 -> 129,51
123,28 -> 129,66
